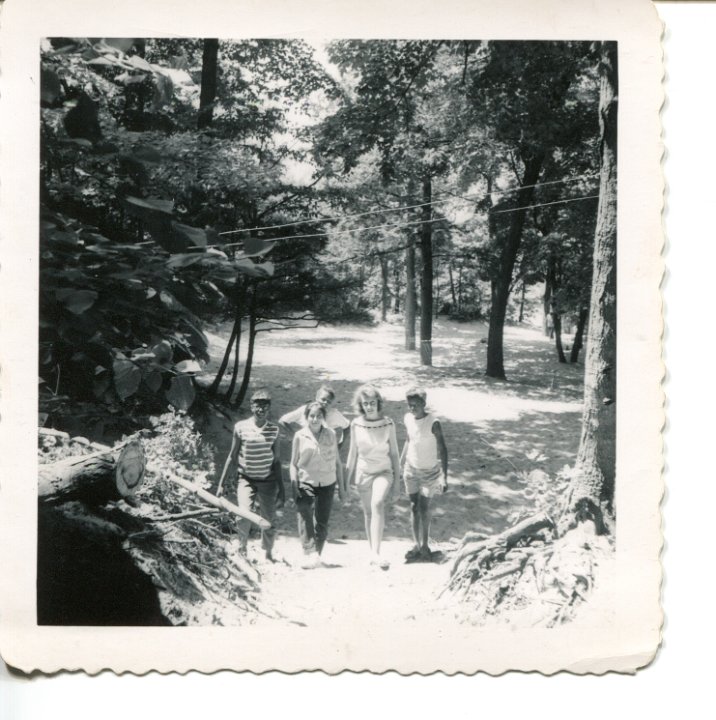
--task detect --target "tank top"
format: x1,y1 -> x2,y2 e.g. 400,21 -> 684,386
404,412 -> 438,470
352,416 -> 395,476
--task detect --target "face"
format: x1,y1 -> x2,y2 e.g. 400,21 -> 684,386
407,397 -> 426,417
361,396 -> 380,417
251,400 -> 270,423
306,408 -> 324,430
316,390 -> 334,410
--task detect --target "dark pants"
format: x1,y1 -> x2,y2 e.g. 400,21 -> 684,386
295,482 -> 335,555
236,475 -> 277,554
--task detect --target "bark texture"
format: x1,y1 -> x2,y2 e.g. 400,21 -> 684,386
567,42 -> 618,517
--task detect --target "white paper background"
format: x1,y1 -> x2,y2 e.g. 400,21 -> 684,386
0,0 -> 709,714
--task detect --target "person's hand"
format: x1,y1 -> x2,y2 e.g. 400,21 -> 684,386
440,476 -> 448,494
290,478 -> 299,503
276,479 -> 286,509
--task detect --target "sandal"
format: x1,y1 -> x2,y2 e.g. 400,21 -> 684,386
404,547 -> 421,561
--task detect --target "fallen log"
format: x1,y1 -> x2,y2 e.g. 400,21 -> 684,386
38,438 -> 146,504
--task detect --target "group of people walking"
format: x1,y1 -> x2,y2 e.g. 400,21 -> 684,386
216,383 -> 448,570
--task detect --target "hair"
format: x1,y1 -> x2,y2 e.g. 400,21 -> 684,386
405,387 -> 427,403
303,401 -> 327,420
352,384 -> 383,416
250,387 -> 271,403
316,385 -> 336,401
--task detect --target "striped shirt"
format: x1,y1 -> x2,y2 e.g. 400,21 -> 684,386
234,418 -> 279,480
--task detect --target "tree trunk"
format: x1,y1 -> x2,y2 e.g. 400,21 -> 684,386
486,150 -> 545,379
419,175 -> 433,365
553,311 -> 567,363
234,284 -> 259,408
565,41 -> 618,522
224,321 -> 242,401
38,439 -> 146,504
543,276 -> 553,336
209,317 -> 238,396
457,264 -> 463,313
518,280 -> 526,323
393,260 -> 401,313
209,283 -> 245,396
379,255 -> 390,322
448,262 -> 458,309
570,307 -> 589,363
198,39 -> 219,129
405,239 -> 417,350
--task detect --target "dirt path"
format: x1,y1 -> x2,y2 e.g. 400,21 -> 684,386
204,318 -> 584,627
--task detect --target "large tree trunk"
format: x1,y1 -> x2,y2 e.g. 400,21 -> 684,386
565,41 -> 618,522
198,39 -> 219,129
419,175 -> 433,365
486,151 -> 545,379
570,307 -> 589,363
38,437 -> 146,504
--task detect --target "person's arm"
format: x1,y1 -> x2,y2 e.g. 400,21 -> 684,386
278,406 -> 303,435
216,427 -> 240,497
432,420 -> 449,492
289,434 -> 301,501
345,423 -> 357,486
334,433 -> 346,498
388,421 -> 401,498
272,438 -> 285,506
400,437 -> 410,467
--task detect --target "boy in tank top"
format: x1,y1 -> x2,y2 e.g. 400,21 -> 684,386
400,387 -> 448,562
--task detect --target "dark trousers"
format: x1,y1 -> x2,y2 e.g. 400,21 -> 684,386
236,475 -> 277,553
295,482 -> 335,555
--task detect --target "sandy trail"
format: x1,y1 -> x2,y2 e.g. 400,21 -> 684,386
204,318 -> 583,627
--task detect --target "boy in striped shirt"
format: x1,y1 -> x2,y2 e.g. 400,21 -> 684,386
217,388 -> 283,561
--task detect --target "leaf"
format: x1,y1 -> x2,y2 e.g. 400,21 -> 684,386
234,258 -> 274,278
103,38 -> 136,54
175,359 -> 202,374
60,289 -> 99,315
243,236 -> 276,257
166,374 -> 195,411
152,340 -> 173,363
93,368 -> 112,399
166,252 -> 204,270
171,222 -> 207,250
41,67 -> 62,106
123,195 -> 174,219
144,369 -> 163,392
126,55 -> 153,73
113,359 -> 141,401
87,56 -> 119,67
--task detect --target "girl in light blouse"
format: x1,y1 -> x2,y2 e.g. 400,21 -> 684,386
290,401 -> 345,568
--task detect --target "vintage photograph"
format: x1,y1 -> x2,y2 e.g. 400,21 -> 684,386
37,37 -> 617,631
0,0 -> 663,677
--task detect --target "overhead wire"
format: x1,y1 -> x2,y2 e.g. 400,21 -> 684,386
217,172 -> 599,237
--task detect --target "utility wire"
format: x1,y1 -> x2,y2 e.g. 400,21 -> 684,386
193,191 -> 600,251
217,173 -> 598,237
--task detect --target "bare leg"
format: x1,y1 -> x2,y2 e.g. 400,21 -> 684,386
409,492 -> 421,553
359,486 -> 373,548
369,475 -> 392,557
419,495 -> 432,551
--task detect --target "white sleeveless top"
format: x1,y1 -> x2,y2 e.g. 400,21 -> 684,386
404,412 -> 438,469
352,416 -> 395,476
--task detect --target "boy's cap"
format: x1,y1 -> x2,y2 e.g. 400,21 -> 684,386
251,389 -> 272,402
